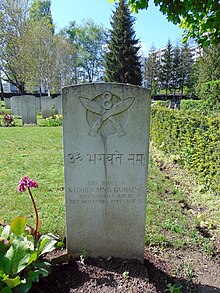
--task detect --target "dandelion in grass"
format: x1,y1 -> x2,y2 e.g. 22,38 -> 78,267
18,176 -> 39,243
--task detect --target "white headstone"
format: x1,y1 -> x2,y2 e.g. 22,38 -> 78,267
11,96 -> 22,116
62,83 -> 151,261
41,96 -> 52,118
4,97 -> 11,109
54,95 -> 62,115
21,95 -> 37,125
36,97 -> 41,113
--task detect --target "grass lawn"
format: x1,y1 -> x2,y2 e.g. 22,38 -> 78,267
0,124 -> 218,255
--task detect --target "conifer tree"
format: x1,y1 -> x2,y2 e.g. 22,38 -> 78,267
159,39 -> 174,96
104,0 -> 142,85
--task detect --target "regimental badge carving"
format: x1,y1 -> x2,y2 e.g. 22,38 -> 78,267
79,91 -> 134,137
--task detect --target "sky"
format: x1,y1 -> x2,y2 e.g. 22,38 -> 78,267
50,0 -> 184,55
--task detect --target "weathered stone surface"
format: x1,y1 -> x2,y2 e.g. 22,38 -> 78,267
11,96 -> 21,116
4,97 -> 11,109
36,97 -> 41,113
54,95 -> 62,115
21,95 -> 37,125
41,96 -> 52,118
62,83 -> 151,261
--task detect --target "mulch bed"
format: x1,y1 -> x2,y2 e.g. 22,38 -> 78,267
29,247 -> 218,293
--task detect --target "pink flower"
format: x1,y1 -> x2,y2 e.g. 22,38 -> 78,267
18,176 -> 38,192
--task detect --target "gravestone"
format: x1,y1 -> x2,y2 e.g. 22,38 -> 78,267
54,95 -> 62,115
62,83 -> 151,261
41,96 -> 52,118
11,96 -> 22,116
36,97 -> 41,113
4,97 -> 11,109
21,95 -> 37,125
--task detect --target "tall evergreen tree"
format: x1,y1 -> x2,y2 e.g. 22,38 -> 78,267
171,45 -> 182,95
104,0 -> 142,86
179,43 -> 194,96
144,44 -> 160,94
159,39 -> 173,96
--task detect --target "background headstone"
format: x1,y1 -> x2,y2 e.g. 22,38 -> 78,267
11,96 -> 22,116
4,97 -> 11,109
54,95 -> 62,115
35,97 -> 41,113
41,96 -> 52,118
62,83 -> 151,261
21,95 -> 37,125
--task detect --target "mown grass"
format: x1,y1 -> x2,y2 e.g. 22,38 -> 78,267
0,118 -> 217,254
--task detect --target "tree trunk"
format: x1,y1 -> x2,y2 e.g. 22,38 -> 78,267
0,79 -> 4,100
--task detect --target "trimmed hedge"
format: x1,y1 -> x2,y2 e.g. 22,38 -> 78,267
200,80 -> 220,113
151,106 -> 220,194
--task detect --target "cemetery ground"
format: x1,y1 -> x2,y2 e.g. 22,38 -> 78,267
0,124 -> 220,292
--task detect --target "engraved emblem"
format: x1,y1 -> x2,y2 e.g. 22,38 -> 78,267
79,91 -> 134,137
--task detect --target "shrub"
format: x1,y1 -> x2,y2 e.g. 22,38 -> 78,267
151,106 -> 220,193
41,114 -> 62,127
200,80 -> 220,113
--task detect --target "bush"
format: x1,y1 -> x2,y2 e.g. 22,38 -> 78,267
200,80 -> 220,113
180,100 -> 203,111
41,114 -> 62,127
151,106 -> 220,193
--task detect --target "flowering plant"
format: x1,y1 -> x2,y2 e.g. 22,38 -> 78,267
44,114 -> 62,126
0,176 -> 63,293
2,114 -> 16,127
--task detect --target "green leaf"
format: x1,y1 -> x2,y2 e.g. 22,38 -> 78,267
26,252 -> 37,267
27,271 -> 41,283
0,286 -> 13,293
33,262 -> 51,277
2,237 -> 31,275
1,226 -> 10,239
3,276 -> 21,289
14,278 -> 32,293
0,269 -> 6,280
0,242 -> 6,254
10,218 -> 27,237
37,234 -> 57,256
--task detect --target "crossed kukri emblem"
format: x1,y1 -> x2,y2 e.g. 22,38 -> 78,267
79,92 -> 134,137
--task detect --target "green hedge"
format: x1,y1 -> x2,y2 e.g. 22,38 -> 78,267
150,106 -> 220,194
200,80 -> 220,113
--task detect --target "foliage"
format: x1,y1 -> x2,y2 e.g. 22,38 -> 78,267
194,44 -> 220,96
29,0 -> 54,32
144,44 -> 160,94
62,19 -> 107,83
25,19 -> 59,95
41,114 -> 63,127
0,175 -> 63,292
199,80 -> 220,113
105,0 -> 142,85
0,216 -> 61,293
110,0 -> 220,46
0,0 -> 31,94
151,105 -> 220,193
0,0 -> 58,94
145,40 -> 194,95
159,39 -> 173,95
165,283 -> 182,293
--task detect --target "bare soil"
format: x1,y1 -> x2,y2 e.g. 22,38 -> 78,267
29,245 -> 220,293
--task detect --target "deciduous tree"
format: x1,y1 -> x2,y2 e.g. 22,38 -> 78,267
110,0 -> 220,46
0,0 -> 31,94
63,19 -> 107,83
